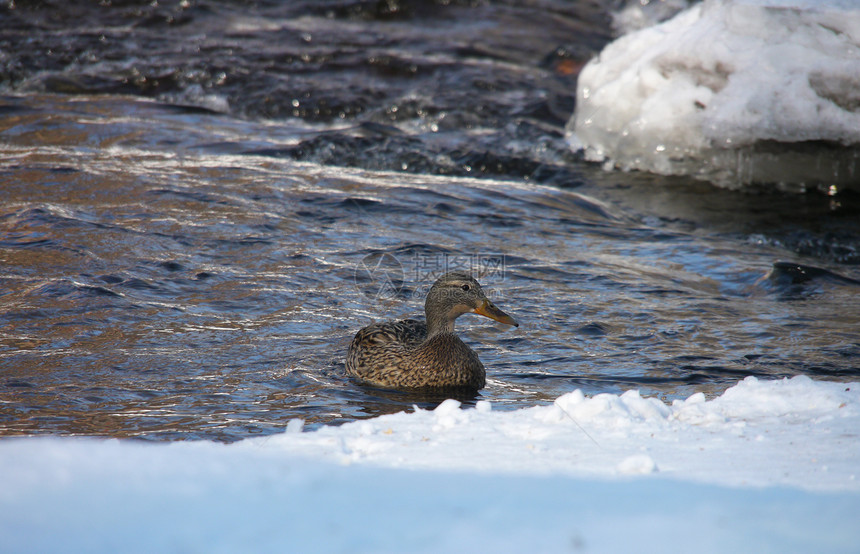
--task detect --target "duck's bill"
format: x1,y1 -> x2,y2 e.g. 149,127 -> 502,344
474,299 -> 519,327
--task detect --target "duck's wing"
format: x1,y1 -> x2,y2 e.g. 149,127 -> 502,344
350,318 -> 426,351
346,319 -> 427,380
346,320 -> 485,390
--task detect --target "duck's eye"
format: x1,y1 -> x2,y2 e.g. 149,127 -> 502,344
461,284 -> 471,291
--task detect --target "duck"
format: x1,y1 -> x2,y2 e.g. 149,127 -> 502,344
346,271 -> 518,391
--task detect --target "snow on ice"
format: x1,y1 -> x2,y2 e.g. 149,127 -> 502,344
1,376 -> 859,552
569,0 -> 860,191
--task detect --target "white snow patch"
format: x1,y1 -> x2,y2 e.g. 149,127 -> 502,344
1,376 -> 859,552
617,454 -> 660,474
569,0 -> 860,190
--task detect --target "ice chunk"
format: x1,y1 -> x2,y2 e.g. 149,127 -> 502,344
286,418 -> 305,433
433,398 -> 468,430
569,0 -> 860,191
617,454 -> 660,475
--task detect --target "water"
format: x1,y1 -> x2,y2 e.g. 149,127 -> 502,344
1,1 -> 858,442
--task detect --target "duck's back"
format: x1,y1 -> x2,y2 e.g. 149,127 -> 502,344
346,319 -> 485,390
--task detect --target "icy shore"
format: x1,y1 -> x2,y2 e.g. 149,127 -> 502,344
1,376 -> 859,552
569,0 -> 860,190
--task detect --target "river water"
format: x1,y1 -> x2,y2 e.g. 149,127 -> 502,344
1,0 -> 858,441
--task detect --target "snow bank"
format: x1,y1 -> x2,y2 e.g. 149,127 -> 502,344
1,377 -> 859,552
569,0 -> 860,191
273,375 -> 859,489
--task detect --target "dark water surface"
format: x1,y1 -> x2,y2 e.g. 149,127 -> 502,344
1,1 -> 858,441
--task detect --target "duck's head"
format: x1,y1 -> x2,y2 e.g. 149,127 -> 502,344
424,271 -> 518,336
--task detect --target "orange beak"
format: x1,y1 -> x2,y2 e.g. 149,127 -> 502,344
474,299 -> 519,327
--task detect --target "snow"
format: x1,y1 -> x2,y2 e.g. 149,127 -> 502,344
568,0 -> 860,191
1,377 -> 859,552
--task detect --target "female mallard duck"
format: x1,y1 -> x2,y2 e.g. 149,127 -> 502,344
346,271 -> 518,391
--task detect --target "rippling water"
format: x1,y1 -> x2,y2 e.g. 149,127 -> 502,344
1,1 -> 858,441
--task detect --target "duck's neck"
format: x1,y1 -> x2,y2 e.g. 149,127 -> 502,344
425,309 -> 455,337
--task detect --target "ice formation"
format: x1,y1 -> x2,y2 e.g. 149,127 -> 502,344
569,0 -> 860,190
